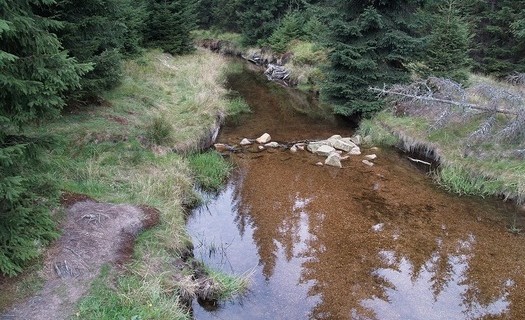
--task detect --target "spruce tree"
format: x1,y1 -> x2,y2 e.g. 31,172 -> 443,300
0,0 -> 89,276
466,0 -> 525,76
321,0 -> 424,116
144,0 -> 197,55
237,0 -> 293,45
424,0 -> 471,83
52,0 -> 146,97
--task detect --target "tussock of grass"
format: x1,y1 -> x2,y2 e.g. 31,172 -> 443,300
188,151 -> 232,191
77,266 -> 189,320
286,40 -> 328,93
206,268 -> 252,300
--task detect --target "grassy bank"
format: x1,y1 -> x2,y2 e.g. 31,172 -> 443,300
358,76 -> 525,205
2,49 -> 250,318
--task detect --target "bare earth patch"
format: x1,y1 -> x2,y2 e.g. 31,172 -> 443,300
1,200 -> 152,320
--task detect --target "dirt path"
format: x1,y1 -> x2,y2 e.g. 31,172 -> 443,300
1,199 -> 156,320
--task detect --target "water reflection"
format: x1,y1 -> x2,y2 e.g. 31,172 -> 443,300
187,64 -> 525,319
359,239 -> 512,319
188,155 -> 525,319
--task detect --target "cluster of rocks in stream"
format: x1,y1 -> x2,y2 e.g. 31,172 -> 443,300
214,133 -> 378,168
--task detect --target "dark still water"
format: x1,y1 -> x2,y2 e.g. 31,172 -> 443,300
187,65 -> 525,320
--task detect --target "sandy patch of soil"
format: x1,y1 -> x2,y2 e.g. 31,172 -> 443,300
1,199 -> 155,320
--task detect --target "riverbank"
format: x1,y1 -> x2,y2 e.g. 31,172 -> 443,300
0,49 -> 249,319
193,32 -> 524,210
358,75 -> 525,208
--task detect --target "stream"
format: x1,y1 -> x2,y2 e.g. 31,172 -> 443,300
187,65 -> 525,320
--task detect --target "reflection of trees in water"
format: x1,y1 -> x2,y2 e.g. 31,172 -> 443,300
298,192 -> 516,320
228,160 -> 521,319
358,237 -> 511,320
231,162 -> 315,279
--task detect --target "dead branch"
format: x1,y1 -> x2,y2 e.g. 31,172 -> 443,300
369,87 -> 519,116
407,156 -> 432,166
506,72 -> 525,86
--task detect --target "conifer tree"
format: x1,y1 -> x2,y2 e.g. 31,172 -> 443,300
321,0 -> 424,116
0,0 -> 89,276
52,0 -> 146,97
144,0 -> 197,55
466,0 -> 525,76
237,0 -> 293,45
424,0 -> 471,83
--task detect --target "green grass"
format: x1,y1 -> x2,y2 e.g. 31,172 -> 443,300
360,97 -> 525,204
188,151 -> 233,191
77,265 -> 189,320
5,49 -> 251,318
191,29 -> 244,47
205,268 -> 252,300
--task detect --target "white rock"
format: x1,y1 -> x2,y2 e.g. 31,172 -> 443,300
340,155 -> 350,161
348,147 -> 361,155
372,223 -> 384,232
325,153 -> 342,168
258,145 -> 265,150
340,138 -> 358,147
315,145 -> 336,156
214,143 -> 229,152
362,159 -> 374,167
316,162 -> 324,166
331,139 -> 354,152
240,138 -> 252,146
364,154 -> 377,160
329,134 -> 342,140
265,142 -> 279,148
307,141 -> 327,153
297,145 -> 305,151
350,135 -> 362,146
256,133 -> 271,144
290,145 -> 298,153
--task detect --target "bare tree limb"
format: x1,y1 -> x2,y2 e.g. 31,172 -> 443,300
369,87 -> 519,116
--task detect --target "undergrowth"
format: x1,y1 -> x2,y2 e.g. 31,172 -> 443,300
3,49 -> 249,318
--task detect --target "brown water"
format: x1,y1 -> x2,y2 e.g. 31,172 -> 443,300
187,66 -> 525,320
